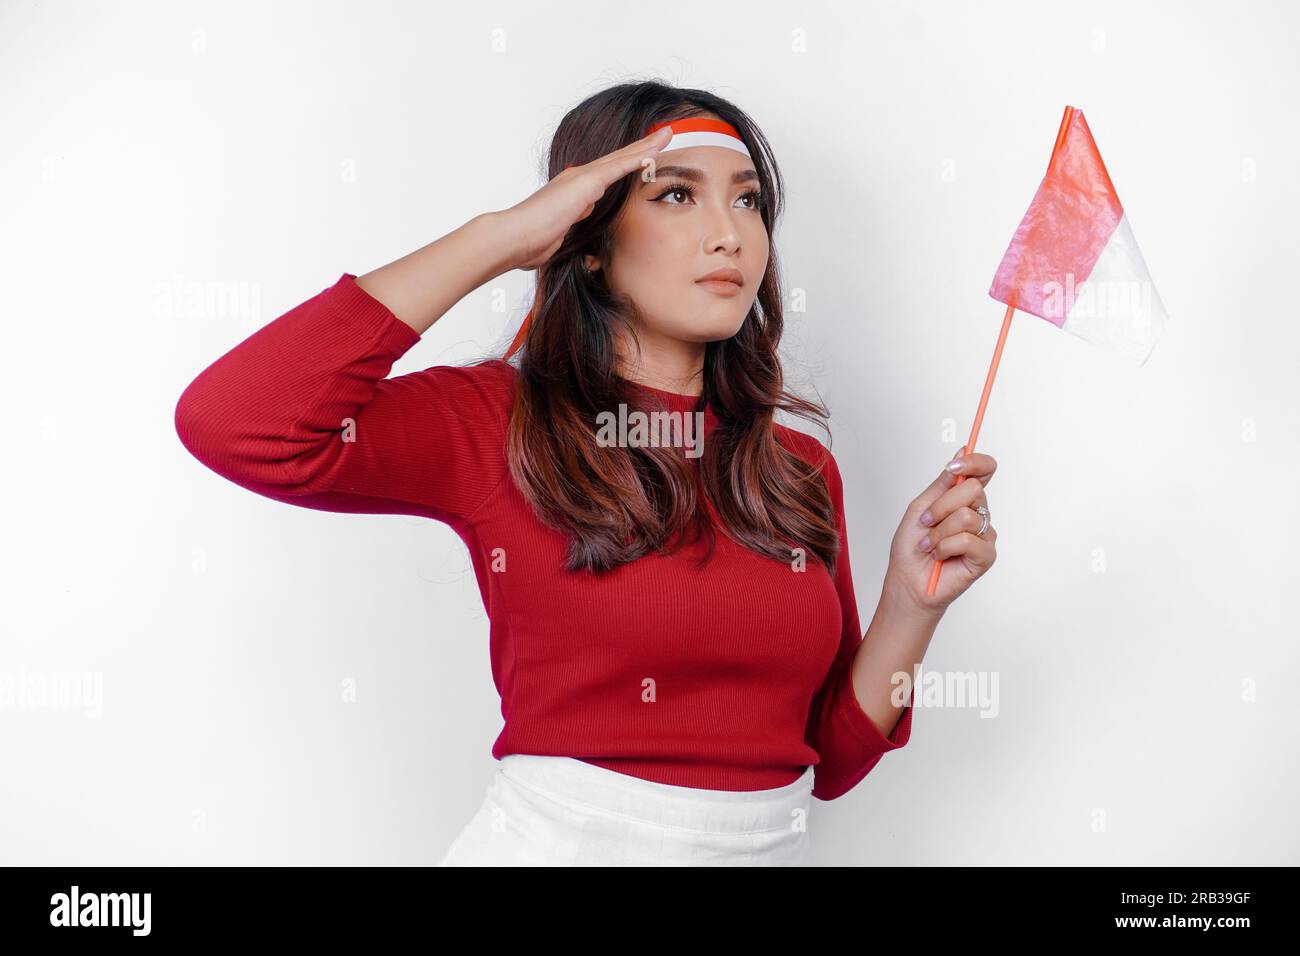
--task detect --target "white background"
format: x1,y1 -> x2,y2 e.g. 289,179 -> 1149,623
2,0 -> 1295,865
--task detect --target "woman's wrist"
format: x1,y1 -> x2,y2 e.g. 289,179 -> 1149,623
465,210 -> 523,282
881,569 -> 947,627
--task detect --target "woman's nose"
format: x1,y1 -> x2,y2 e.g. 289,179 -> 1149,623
703,219 -> 741,254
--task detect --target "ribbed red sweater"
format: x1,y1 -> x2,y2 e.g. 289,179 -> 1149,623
174,272 -> 913,800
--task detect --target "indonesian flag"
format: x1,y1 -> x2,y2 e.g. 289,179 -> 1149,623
988,106 -> 1167,366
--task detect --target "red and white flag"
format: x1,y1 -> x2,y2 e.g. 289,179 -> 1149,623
988,107 -> 1167,365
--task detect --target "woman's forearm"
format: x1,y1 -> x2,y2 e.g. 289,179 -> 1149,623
355,211 -> 517,335
848,579 -> 944,737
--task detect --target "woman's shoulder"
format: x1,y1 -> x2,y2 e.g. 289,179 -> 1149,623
395,356 -> 517,434
417,356 -> 517,387
773,422 -> 836,474
408,357 -> 517,411
773,421 -> 845,506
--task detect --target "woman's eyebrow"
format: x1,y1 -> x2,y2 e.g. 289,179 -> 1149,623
644,164 -> 759,185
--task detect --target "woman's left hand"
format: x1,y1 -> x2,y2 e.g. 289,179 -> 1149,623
883,446 -> 999,617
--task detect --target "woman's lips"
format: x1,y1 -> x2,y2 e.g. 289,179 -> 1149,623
695,279 -> 742,296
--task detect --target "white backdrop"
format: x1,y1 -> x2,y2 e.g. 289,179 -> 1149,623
3,0 -> 1295,865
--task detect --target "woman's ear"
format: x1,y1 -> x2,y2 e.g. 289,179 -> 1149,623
583,254 -> 602,273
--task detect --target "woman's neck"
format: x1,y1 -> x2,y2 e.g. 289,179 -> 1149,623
614,337 -> 705,398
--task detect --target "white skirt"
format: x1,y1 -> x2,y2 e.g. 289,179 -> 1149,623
437,754 -> 814,866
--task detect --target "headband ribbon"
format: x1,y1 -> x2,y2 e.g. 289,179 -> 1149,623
645,117 -> 752,159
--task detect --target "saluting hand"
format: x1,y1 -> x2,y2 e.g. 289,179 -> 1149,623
497,126 -> 674,272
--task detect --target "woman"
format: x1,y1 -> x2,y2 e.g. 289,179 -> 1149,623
174,80 -> 998,866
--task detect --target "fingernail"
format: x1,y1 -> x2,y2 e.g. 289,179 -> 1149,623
946,459 -> 964,473
917,535 -> 931,552
919,511 -> 933,527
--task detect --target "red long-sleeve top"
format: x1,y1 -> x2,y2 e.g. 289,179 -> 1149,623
174,272 -> 913,800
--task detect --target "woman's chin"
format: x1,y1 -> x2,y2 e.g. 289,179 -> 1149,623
662,315 -> 749,343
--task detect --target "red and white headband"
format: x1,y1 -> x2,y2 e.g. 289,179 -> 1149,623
646,117 -> 751,159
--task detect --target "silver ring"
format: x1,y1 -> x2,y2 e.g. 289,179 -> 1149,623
974,504 -> 990,537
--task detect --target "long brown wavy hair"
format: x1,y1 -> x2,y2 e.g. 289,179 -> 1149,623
503,79 -> 840,577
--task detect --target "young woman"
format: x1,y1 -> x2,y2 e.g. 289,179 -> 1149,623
174,80 -> 999,866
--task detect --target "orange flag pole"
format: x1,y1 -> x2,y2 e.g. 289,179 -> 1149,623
927,105 -> 1076,596
926,301 -> 1015,596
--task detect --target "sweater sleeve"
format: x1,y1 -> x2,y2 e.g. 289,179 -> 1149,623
174,272 -> 513,524
803,440 -> 915,801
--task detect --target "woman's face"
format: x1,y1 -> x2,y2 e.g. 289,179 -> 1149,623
590,129 -> 770,352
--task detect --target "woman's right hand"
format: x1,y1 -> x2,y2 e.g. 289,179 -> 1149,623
494,125 -> 674,272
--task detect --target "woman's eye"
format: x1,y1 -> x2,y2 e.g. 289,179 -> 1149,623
738,190 -> 762,209
656,185 -> 693,204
